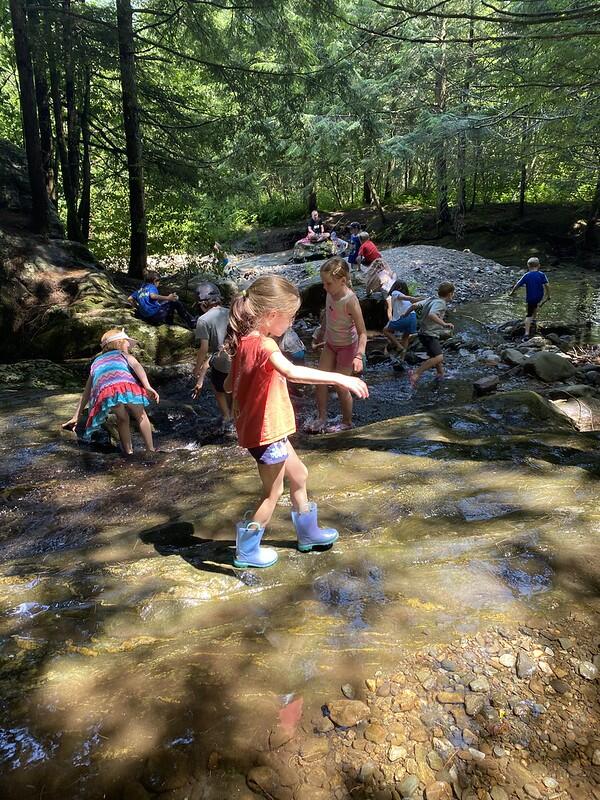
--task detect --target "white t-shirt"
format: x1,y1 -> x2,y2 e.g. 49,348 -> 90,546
390,291 -> 412,320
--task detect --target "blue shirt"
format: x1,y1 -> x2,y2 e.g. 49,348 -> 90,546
516,270 -> 548,303
347,234 -> 361,263
132,283 -> 162,317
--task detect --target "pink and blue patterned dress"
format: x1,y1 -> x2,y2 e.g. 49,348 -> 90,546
84,350 -> 149,440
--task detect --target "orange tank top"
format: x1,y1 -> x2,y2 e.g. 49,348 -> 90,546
230,333 -> 296,448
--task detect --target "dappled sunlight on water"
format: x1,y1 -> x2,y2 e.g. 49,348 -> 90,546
2,283 -> 600,795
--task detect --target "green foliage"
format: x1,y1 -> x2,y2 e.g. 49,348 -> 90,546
1,0 -> 600,254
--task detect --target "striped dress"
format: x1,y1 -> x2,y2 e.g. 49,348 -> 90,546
84,350 -> 149,440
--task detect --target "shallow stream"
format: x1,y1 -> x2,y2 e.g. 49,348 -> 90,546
1,259 -> 600,798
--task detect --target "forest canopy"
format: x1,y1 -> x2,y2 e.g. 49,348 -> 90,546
2,0 -> 599,266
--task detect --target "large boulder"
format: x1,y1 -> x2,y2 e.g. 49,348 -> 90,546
525,351 -> 576,383
501,347 -> 529,367
3,262 -> 195,364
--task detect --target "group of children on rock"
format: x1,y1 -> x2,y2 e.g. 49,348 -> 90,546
64,219 -> 549,569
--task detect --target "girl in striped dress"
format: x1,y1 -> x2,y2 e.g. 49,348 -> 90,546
63,328 -> 159,454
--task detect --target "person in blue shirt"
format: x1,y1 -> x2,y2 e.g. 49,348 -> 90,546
128,271 -> 195,329
346,222 -> 361,267
509,257 -> 550,340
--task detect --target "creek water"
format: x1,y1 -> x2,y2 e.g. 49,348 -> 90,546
1,259 -> 600,798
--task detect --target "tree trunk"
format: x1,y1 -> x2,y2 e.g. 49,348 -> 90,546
47,32 -> 82,242
63,0 -> 81,207
434,19 -> 451,234
9,0 -> 48,234
454,8 -> 474,242
28,0 -> 54,202
365,179 -> 387,225
383,160 -> 393,202
518,121 -> 527,217
116,0 -> 147,279
362,174 -> 371,204
78,65 -> 91,242
470,141 -> 481,210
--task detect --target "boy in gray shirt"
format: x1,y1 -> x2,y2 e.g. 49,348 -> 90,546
404,281 -> 455,387
192,282 -> 233,431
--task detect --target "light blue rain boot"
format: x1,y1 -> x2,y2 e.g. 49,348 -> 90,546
234,519 -> 278,568
292,503 -> 339,552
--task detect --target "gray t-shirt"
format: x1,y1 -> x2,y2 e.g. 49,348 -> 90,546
194,305 -> 231,373
418,297 -> 447,338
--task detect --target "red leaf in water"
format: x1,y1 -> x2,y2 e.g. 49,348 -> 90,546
278,697 -> 303,733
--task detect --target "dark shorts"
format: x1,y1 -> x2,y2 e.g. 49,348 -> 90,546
419,333 -> 443,358
209,366 -> 228,393
527,300 -> 541,317
248,437 -> 289,465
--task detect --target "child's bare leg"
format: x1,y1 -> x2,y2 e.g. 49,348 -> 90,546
253,461 -> 286,528
399,333 -> 410,354
413,354 -> 443,384
113,404 -> 133,454
127,404 -> 155,452
524,316 -> 532,336
214,391 -> 232,421
284,441 -> 309,512
315,346 -> 336,425
335,365 -> 354,426
383,328 -> 401,351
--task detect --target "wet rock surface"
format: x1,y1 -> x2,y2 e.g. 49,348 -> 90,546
1,382 -> 600,798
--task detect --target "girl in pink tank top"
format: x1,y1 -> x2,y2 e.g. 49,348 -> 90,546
307,257 -> 367,433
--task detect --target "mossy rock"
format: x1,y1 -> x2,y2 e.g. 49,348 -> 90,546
0,359 -> 80,390
33,307 -> 194,365
29,269 -> 195,365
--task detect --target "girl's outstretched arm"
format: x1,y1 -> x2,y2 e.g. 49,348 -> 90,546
125,354 -> 160,403
62,376 -> 92,430
269,351 -> 369,398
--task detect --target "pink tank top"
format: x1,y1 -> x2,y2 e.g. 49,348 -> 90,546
325,292 -> 357,347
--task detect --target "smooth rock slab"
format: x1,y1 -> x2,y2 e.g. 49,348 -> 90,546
425,781 -> 452,800
499,653 -> 516,668
326,699 -> 370,727
516,651 -> 536,679
436,691 -> 464,704
465,692 -> 485,717
365,723 -> 387,744
490,788 -> 509,800
300,737 -> 329,762
397,774 -> 419,797
389,745 -> 407,762
469,676 -> 490,692
550,678 -> 569,694
579,661 -> 598,680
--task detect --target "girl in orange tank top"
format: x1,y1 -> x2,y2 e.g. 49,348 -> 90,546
223,276 -> 369,569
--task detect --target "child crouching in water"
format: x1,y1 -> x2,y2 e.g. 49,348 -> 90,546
307,257 -> 367,433
224,276 -> 368,569
63,328 -> 159,455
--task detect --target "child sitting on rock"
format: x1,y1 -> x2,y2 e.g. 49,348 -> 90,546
508,257 -> 550,340
62,328 -> 159,455
128,271 -> 195,329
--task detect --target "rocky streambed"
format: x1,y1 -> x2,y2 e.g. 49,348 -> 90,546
3,230 -> 600,799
